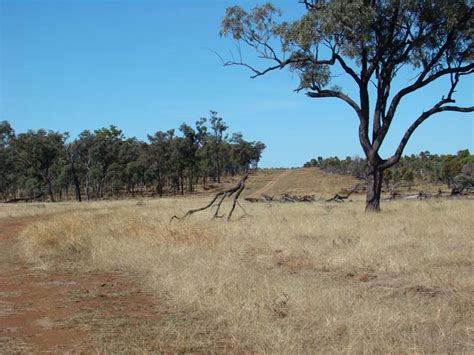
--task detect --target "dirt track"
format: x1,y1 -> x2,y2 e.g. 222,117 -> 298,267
247,170 -> 291,199
0,217 -> 160,353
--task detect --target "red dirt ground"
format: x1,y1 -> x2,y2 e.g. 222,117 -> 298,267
0,217 -> 160,353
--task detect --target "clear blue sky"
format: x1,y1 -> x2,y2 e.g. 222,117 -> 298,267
1,0 -> 473,167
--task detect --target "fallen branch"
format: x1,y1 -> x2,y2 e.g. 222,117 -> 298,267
4,194 -> 44,204
245,193 -> 316,203
170,173 -> 249,222
326,183 -> 361,202
262,194 -> 275,202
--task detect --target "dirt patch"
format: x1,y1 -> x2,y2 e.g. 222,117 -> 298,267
246,169 -> 292,199
0,217 -> 161,353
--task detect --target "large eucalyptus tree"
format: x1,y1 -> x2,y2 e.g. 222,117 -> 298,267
220,0 -> 473,210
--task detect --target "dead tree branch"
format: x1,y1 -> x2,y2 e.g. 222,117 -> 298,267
326,183 -> 361,202
170,173 -> 249,222
4,193 -> 44,204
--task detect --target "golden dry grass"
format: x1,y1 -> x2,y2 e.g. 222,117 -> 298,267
262,168 -> 359,197
232,168 -> 360,199
15,197 -> 474,353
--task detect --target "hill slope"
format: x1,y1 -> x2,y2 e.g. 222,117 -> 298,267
207,167 -> 451,201
240,168 -> 360,199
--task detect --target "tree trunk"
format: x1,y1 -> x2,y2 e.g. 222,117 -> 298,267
99,176 -> 106,198
72,174 -> 81,202
188,173 -> 193,193
157,181 -> 163,197
46,178 -> 55,202
85,177 -> 90,200
366,168 -> 383,211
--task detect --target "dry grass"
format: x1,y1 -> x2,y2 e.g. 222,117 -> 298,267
261,168 -> 359,197
230,168 -> 360,199
16,198 -> 474,353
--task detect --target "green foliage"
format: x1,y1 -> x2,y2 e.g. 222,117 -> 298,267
11,129 -> 67,201
0,114 -> 265,202
221,1 -> 472,92
221,1 -> 473,208
0,121 -> 16,199
305,149 -> 474,188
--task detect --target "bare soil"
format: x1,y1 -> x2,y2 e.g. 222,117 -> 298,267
0,217 -> 161,353
246,169 -> 292,199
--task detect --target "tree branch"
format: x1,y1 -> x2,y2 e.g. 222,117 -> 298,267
335,54 -> 361,85
374,62 -> 474,151
380,102 -> 474,170
306,90 -> 362,117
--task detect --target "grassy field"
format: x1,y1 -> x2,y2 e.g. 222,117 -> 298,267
11,196 -> 474,353
224,168 -> 360,199
204,168 -> 447,201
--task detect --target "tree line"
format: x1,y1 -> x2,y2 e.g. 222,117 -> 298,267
0,111 -> 265,202
304,150 -> 474,192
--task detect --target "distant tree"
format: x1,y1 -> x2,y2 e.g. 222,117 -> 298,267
383,169 -> 393,190
452,173 -> 474,193
89,126 -> 124,198
179,123 -> 199,193
148,130 -> 174,197
0,121 -> 14,147
0,121 -> 16,201
229,132 -> 266,173
115,138 -> 141,197
12,129 -> 67,202
122,141 -> 148,196
65,141 -> 85,202
441,156 -> 463,184
402,168 -> 415,190
2,116 -> 265,202
221,1 -> 473,210
209,111 -> 228,183
74,130 -> 97,200
195,117 -> 214,188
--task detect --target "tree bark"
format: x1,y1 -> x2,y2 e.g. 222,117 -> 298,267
72,172 -> 82,202
188,172 -> 193,193
156,181 -> 163,197
85,177 -> 90,200
170,173 -> 249,222
46,178 -> 55,202
366,168 -> 383,211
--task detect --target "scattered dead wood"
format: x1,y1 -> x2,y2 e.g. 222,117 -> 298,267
326,183 -> 361,202
170,173 -> 249,222
388,190 -> 399,200
244,196 -> 261,203
262,194 -> 275,202
388,190 -> 454,200
4,194 -> 44,204
417,191 -> 431,199
245,193 -> 316,203
451,187 -> 462,196
281,193 -> 316,203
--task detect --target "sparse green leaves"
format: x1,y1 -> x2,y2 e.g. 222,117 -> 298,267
221,0 -> 473,90
220,3 -> 281,41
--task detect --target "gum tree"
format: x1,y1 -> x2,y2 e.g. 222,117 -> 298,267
220,0 -> 473,210
13,129 -> 67,202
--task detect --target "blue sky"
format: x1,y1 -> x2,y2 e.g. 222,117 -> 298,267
1,0 -> 473,167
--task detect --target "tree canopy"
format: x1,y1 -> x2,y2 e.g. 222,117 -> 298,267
0,113 -> 265,202
221,0 -> 473,210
